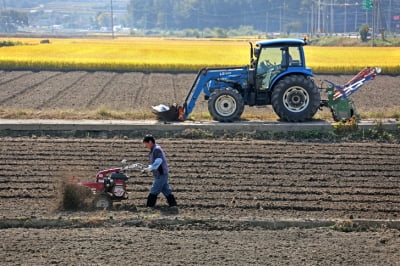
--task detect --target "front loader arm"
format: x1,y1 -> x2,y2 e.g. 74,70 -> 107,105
152,67 -> 247,121
182,67 -> 245,120
183,68 -> 210,120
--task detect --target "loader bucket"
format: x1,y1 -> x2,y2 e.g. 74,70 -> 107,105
152,104 -> 183,121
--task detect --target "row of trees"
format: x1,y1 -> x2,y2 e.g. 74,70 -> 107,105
125,0 -> 393,34
127,0 -> 306,33
1,0 -> 397,38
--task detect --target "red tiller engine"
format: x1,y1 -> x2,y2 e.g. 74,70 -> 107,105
76,162 -> 145,209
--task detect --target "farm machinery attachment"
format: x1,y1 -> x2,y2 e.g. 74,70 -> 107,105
321,66 -> 381,122
152,38 -> 380,123
73,160 -> 146,209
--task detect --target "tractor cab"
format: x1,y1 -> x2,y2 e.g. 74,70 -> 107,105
251,38 -> 312,92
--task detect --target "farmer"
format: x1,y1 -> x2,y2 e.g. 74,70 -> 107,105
142,135 -> 177,208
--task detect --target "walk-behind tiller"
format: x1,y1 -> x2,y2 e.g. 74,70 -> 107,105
74,160 -> 145,209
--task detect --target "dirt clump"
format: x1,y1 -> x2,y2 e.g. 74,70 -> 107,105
55,175 -> 93,211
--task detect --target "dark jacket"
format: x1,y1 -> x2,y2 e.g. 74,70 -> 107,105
149,144 -> 169,176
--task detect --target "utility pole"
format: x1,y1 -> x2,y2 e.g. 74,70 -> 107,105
387,0 -> 392,32
372,0 -> 375,46
322,0 -> 326,33
317,0 -> 321,33
330,0 -> 334,33
355,6 -> 358,32
279,2 -> 282,32
311,2 -> 314,36
377,0 -> 384,40
110,0 -> 114,39
2,0 -> 6,10
344,0 -> 347,33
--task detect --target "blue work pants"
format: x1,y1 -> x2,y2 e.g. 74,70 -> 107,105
150,174 -> 172,196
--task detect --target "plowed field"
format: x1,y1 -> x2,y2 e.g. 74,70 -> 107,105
1,137 -> 399,264
0,71 -> 399,117
1,138 -> 399,219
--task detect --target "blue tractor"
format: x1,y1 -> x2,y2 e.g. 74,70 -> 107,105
153,38 -> 379,122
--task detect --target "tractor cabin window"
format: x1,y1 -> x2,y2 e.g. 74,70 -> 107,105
256,46 -> 303,90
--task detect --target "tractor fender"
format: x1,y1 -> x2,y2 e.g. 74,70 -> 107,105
269,68 -> 314,91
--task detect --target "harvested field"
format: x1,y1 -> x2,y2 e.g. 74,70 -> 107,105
0,137 -> 399,264
0,71 -> 399,118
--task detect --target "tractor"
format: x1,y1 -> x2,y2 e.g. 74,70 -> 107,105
153,38 -> 379,122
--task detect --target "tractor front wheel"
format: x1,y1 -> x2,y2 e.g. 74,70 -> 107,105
208,87 -> 244,122
271,75 -> 320,122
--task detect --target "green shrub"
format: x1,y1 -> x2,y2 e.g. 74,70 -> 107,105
0,40 -> 23,47
359,24 -> 370,42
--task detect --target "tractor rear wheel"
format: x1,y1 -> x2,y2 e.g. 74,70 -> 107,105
92,193 -> 112,210
271,75 -> 320,122
208,87 -> 244,122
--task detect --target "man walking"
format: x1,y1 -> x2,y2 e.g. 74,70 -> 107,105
142,135 -> 177,208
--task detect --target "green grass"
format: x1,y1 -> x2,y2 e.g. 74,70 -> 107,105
0,107 -> 398,122
0,40 -> 24,47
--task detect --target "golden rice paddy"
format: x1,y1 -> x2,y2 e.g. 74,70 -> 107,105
0,37 -> 398,74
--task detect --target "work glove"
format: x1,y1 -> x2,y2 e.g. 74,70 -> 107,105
142,165 -> 153,172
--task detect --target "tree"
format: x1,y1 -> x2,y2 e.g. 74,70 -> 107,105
215,27 -> 227,38
359,24 -> 370,42
283,22 -> 302,35
0,10 -> 28,33
97,12 -> 111,28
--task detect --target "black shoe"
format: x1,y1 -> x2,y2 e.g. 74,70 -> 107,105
166,194 -> 177,207
146,193 -> 158,207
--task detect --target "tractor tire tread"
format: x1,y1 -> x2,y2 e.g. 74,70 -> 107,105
271,75 -> 320,122
208,87 -> 244,122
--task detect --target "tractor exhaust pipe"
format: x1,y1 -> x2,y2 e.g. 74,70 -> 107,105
249,42 -> 254,63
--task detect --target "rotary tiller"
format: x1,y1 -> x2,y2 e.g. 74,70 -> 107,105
74,161 -> 145,209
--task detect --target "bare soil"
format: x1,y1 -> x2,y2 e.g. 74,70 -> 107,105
2,227 -> 399,265
0,137 -> 399,265
0,71 -> 399,118
0,70 -> 399,265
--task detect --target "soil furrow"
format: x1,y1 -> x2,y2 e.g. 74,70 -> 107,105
85,72 -> 119,108
0,71 -> 33,87
0,137 -> 399,220
0,72 -> 62,105
132,73 -> 148,106
37,72 -> 90,109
